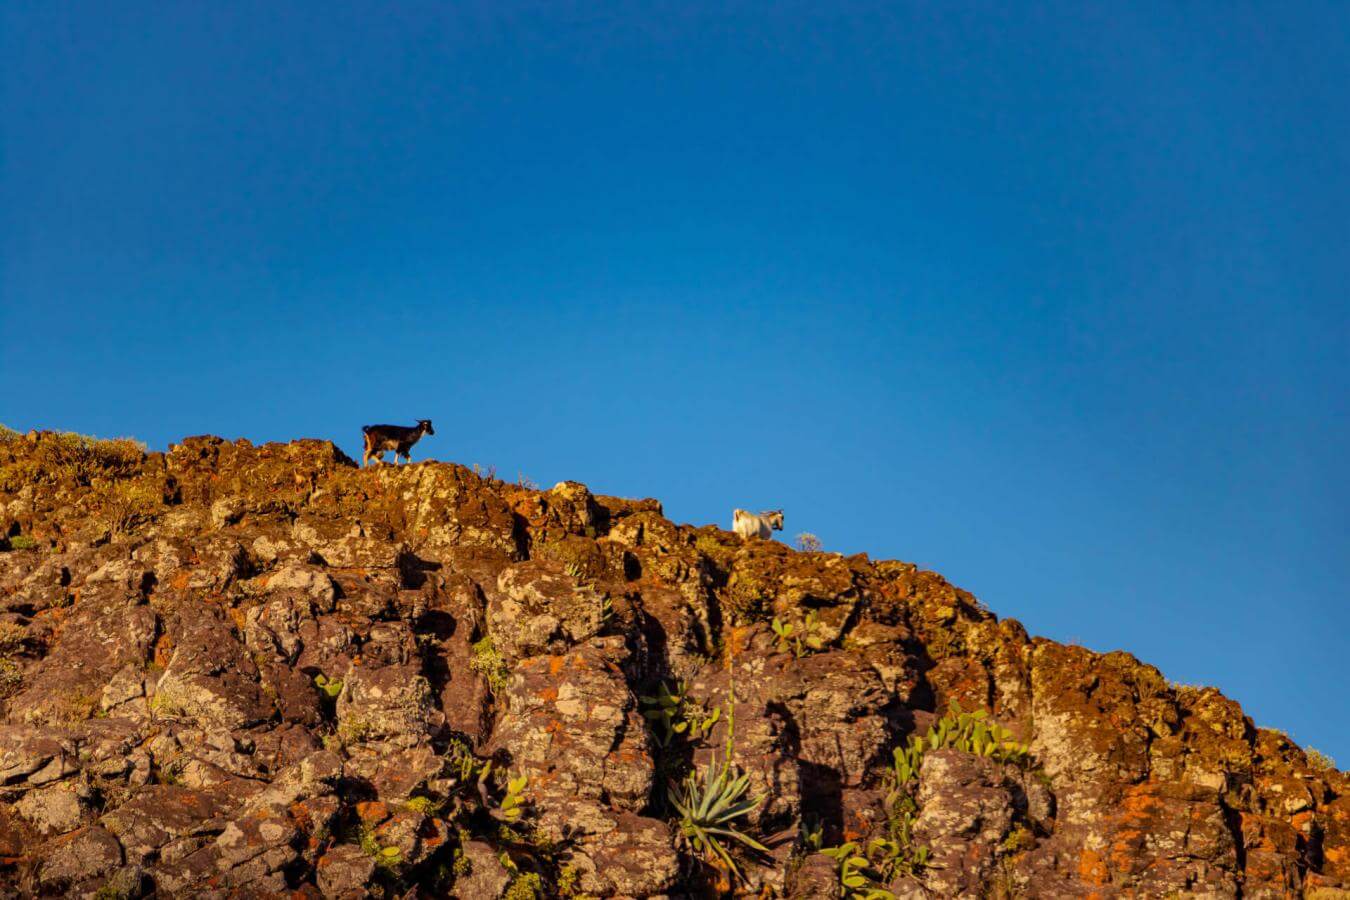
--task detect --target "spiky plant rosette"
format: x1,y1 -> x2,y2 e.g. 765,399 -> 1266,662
668,755 -> 768,878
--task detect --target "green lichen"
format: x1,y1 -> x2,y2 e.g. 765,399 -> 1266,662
1002,824 -> 1036,853
405,795 -> 444,816
337,718 -> 374,745
471,636 -> 509,694
503,872 -> 543,900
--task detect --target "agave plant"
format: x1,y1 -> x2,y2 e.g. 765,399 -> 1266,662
668,756 -> 768,878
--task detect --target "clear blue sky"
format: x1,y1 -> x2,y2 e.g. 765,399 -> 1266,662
2,3 -> 1346,758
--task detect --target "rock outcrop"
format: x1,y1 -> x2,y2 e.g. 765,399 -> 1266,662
0,429 -> 1344,898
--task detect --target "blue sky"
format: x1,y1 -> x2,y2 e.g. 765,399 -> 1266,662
2,2 -> 1347,757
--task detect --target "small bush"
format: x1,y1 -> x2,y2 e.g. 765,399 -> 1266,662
772,611 -> 826,658
1306,747 -> 1337,772
471,636 -> 510,694
405,795 -> 444,816
640,681 -> 720,748
795,533 -> 823,553
5,535 -> 37,551
0,658 -> 22,696
28,431 -> 145,486
93,479 -> 162,535
1002,823 -> 1036,853
503,872 -> 543,900
0,622 -> 26,655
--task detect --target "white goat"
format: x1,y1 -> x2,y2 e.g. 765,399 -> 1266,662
733,508 -> 784,540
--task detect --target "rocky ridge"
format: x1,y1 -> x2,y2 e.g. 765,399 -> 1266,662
0,429 -> 1345,898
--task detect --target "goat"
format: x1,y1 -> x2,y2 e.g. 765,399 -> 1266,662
733,508 -> 784,540
361,419 -> 434,467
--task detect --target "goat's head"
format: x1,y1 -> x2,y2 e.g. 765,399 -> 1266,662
766,510 -> 784,530
418,419 -> 435,436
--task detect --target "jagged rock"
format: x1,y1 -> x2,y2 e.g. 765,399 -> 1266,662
7,590 -> 157,726
456,839 -> 512,899
152,607 -> 269,730
567,810 -> 680,897
912,749 -> 1016,897
14,781 -> 88,835
335,662 -> 434,748
489,637 -> 654,818
316,843 -> 377,898
99,785 -> 228,864
486,559 -> 608,661
35,825 -> 123,892
0,432 -> 1343,897
0,725 -> 77,786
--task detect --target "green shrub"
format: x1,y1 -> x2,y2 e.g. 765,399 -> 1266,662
498,773 -> 529,822
92,478 -> 162,536
18,431 -> 144,486
640,681 -> 720,748
4,535 -> 37,551
909,702 -> 1030,764
503,872 -> 543,900
772,611 -> 825,658
405,795 -> 444,816
0,658 -> 22,696
471,636 -> 510,693
0,622 -> 26,655
824,836 -> 927,899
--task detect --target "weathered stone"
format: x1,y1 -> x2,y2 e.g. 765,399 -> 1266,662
489,638 -> 653,819
316,843 -> 376,899
15,781 -> 88,835
456,839 -> 512,899
36,825 -> 123,892
99,785 -> 228,863
0,432 -> 1342,897
567,811 -> 680,897
335,663 -> 434,748
486,559 -> 608,661
912,749 -> 1016,898
0,725 -> 77,786
152,607 -> 269,730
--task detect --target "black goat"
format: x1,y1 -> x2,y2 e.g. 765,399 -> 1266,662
361,419 -> 434,467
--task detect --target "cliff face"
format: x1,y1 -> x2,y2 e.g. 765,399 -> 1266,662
0,431 -> 1344,899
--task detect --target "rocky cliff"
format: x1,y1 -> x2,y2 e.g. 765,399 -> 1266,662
0,430 -> 1344,899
